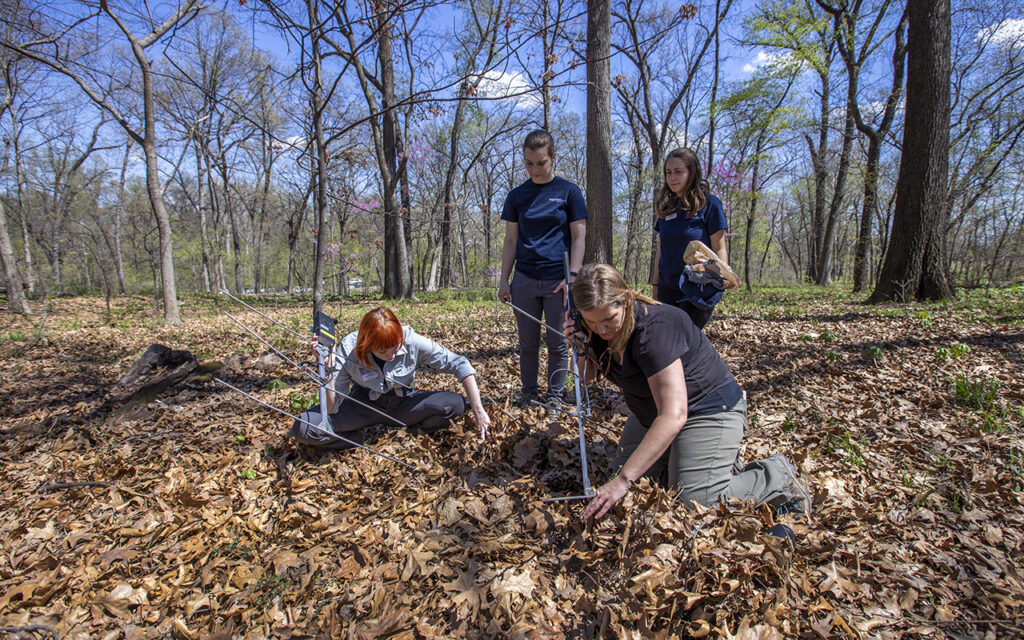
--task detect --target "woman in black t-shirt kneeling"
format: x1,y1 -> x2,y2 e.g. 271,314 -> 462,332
565,264 -> 812,521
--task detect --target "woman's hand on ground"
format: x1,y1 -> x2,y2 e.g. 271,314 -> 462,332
473,406 -> 491,440
580,475 -> 632,521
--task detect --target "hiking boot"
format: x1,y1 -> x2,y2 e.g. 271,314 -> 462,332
765,454 -> 813,517
541,388 -> 573,407
514,391 -> 538,408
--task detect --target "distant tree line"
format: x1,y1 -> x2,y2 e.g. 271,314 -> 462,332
1,0 -> 1022,322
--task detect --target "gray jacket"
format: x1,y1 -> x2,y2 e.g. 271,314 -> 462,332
331,325 -> 476,401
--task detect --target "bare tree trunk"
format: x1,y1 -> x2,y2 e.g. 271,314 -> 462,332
815,97 -> 856,286
306,0 -> 329,316
8,108 -> 35,294
195,139 -> 212,292
707,0 -> 721,173
744,135 -> 764,292
439,83 -> 470,288
585,0 -> 613,264
806,79 -> 831,282
113,139 -> 132,293
869,0 -> 953,302
0,200 -> 30,313
378,12 -> 411,298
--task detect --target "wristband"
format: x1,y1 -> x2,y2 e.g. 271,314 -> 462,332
569,271 -> 578,277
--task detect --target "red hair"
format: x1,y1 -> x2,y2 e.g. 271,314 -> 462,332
354,307 -> 403,366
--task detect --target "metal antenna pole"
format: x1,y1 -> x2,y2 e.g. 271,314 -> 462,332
562,252 -> 594,499
219,289 -> 309,342
223,312 -> 408,427
214,378 -> 413,469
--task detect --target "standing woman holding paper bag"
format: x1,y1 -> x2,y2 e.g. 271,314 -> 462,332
651,148 -> 736,329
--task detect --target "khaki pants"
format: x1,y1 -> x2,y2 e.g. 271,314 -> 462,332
613,394 -> 799,508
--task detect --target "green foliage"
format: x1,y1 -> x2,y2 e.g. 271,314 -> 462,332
952,374 -> 1000,410
288,392 -> 316,413
234,435 -> 248,444
862,344 -> 884,363
819,330 -> 838,343
934,346 -> 951,362
931,451 -> 952,471
950,342 -> 970,359
1009,450 -> 1024,492
797,334 -> 813,342
823,428 -> 864,468
267,379 -> 288,391
253,573 -> 289,607
916,311 -> 932,330
240,469 -> 257,480
824,350 -> 841,363
3,331 -> 27,343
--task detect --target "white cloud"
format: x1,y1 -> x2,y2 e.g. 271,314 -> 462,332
474,70 -> 542,108
742,51 -> 773,73
742,50 -> 806,74
976,18 -> 1024,49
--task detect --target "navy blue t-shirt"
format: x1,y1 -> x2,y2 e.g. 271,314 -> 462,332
654,194 -> 727,289
501,176 -> 588,280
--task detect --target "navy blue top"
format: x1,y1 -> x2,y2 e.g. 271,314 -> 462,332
654,194 -> 727,289
501,176 -> 588,280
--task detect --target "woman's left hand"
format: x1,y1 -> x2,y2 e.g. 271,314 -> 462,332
580,475 -> 632,521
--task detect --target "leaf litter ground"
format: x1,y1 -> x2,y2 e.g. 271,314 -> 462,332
0,287 -> 1022,639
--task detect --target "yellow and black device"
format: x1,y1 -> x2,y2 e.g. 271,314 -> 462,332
312,312 -> 337,349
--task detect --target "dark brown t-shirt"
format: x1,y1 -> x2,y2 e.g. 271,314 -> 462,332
589,302 -> 736,426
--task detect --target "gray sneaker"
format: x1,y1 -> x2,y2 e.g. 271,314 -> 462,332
765,454 -> 813,517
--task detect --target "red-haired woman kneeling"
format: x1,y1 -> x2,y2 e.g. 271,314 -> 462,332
293,307 -> 491,449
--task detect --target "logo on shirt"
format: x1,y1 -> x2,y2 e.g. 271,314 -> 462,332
549,198 -> 565,203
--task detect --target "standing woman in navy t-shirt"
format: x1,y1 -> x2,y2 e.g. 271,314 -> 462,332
652,148 -> 729,329
498,130 -> 588,405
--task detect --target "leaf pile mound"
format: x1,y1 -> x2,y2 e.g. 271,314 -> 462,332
0,294 -> 1022,639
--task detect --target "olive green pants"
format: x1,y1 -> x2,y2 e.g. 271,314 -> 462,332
613,395 -> 800,508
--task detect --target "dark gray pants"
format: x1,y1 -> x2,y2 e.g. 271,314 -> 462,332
510,271 -> 568,395
613,395 -> 798,508
291,386 -> 465,449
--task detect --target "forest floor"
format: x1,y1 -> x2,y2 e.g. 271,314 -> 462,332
0,285 -> 1022,640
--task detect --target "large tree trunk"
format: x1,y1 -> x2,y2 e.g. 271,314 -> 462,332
379,13 -> 411,299
869,0 -> 953,303
585,0 -> 613,264
0,200 -> 30,314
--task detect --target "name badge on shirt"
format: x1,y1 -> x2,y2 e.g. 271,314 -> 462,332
665,213 -> 677,221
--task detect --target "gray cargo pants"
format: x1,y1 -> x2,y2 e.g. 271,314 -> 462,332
510,271 -> 569,396
613,394 -> 799,508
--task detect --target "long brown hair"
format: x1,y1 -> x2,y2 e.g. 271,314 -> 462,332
571,264 -> 658,357
655,147 -> 709,219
